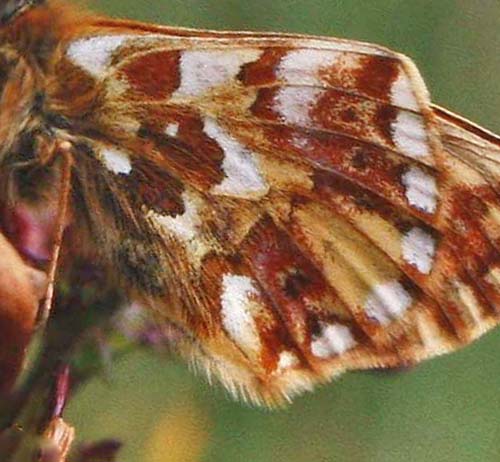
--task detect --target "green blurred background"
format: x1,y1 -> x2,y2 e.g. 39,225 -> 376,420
67,1 -> 500,461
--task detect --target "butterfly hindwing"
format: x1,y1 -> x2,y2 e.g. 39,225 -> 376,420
29,11 -> 500,404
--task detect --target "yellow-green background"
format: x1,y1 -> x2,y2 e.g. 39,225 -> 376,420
68,1 -> 500,461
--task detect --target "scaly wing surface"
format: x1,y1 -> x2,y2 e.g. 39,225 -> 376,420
42,21 -> 500,404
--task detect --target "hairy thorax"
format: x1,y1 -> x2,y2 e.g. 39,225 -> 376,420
0,47 -> 37,161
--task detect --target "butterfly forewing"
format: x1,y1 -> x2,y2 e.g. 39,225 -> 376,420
3,1 -> 500,404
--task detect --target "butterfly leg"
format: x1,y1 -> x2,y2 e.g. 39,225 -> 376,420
37,140 -> 73,327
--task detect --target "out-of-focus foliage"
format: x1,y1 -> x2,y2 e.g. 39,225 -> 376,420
68,1 -> 500,461
143,394 -> 210,462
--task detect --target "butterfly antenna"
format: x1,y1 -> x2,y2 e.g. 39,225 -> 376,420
38,141 -> 73,328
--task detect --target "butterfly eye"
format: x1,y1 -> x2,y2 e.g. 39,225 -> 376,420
0,0 -> 44,25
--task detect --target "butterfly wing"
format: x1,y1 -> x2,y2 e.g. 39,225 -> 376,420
43,19 -> 500,404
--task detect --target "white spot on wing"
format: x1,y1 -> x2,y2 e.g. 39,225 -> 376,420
220,274 -> 261,353
392,111 -> 430,159
390,72 -> 420,111
148,191 -> 210,262
277,351 -> 299,370
100,146 -> 132,175
277,49 -> 341,85
275,87 -> 322,126
203,117 -> 268,197
151,191 -> 200,242
66,35 -> 130,78
401,227 -> 436,274
364,280 -> 413,325
402,166 -> 438,214
173,49 -> 262,97
311,323 -> 356,358
165,122 -> 179,137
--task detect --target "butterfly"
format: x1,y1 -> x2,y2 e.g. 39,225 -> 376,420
1,0 -> 499,406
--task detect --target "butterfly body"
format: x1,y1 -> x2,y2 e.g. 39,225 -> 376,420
2,0 -> 500,405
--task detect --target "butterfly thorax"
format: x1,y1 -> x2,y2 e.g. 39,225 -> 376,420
0,3 -> 93,192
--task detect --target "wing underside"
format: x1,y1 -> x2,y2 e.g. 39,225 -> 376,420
39,21 -> 500,404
